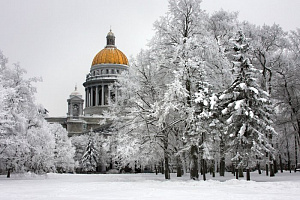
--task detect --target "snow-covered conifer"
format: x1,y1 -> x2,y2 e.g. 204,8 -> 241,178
219,31 -> 276,179
81,137 -> 99,172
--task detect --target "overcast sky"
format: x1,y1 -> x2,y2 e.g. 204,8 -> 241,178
1,0 -> 300,117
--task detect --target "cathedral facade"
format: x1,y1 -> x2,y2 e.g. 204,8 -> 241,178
46,30 -> 128,136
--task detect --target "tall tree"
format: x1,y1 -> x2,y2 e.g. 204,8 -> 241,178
219,31 -> 276,180
0,52 -> 75,176
151,0 -> 227,180
81,138 -> 98,173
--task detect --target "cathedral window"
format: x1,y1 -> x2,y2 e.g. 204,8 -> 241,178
73,104 -> 79,117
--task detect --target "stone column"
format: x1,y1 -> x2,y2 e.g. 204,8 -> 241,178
79,102 -> 83,116
88,87 -> 91,107
96,86 -> 99,106
114,87 -> 117,104
70,103 -> 73,116
85,88 -> 88,107
91,87 -> 94,106
101,84 -> 104,106
108,86 -> 111,104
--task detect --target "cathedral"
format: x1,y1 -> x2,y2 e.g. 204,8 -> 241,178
46,30 -> 129,136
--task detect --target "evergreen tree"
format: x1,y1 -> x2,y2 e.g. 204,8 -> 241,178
81,138 -> 98,173
219,31 -> 276,180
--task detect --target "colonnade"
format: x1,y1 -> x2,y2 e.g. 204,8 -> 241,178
85,84 -> 117,107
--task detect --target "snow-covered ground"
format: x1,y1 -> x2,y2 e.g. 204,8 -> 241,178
1,172 -> 300,200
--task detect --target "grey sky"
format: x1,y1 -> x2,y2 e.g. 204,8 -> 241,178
1,0 -> 299,117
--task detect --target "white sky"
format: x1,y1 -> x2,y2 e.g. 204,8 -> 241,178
1,0 -> 300,117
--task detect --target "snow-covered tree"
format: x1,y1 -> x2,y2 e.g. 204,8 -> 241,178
72,131 -> 108,173
107,0 -> 233,180
108,50 -> 168,175
26,121 -> 55,173
49,123 -> 75,173
0,52 -> 75,176
219,31 -> 276,180
81,138 -> 98,173
0,52 -> 48,176
271,41 -> 300,172
244,23 -> 287,94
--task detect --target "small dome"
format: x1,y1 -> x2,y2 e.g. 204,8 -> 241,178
92,47 -> 128,66
107,30 -> 114,37
70,85 -> 81,97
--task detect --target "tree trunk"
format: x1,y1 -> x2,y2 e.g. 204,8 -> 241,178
176,155 -> 182,177
190,145 -> 199,180
288,154 -> 291,173
219,138 -> 225,176
235,168 -> 238,179
295,134 -> 298,172
274,159 -> 278,174
7,169 -> 11,178
239,167 -> 244,178
232,164 -> 235,176
220,157 -> 225,177
246,168 -> 250,181
202,159 -> 206,181
270,162 -> 275,177
266,162 -> 269,176
182,152 -> 187,175
257,162 -> 261,174
286,137 -> 291,173
212,160 -> 215,178
164,141 -> 170,179
268,133 -> 275,177
279,154 -> 283,173
161,160 -> 164,175
164,156 -> 170,179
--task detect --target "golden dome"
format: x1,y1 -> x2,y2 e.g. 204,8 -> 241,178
92,30 -> 128,66
92,47 -> 128,66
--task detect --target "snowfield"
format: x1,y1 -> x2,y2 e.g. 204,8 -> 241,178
1,172 -> 300,200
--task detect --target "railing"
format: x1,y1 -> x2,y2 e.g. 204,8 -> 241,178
86,74 -> 119,81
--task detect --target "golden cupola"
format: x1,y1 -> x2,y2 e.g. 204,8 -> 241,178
92,30 -> 128,66
84,30 -> 129,116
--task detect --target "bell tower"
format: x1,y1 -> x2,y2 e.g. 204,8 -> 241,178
66,85 -> 86,136
67,85 -> 84,118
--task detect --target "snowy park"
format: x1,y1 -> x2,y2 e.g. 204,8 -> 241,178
1,172 -> 300,200
1,0 -> 300,199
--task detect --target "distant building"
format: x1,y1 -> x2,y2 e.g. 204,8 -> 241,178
46,30 -> 129,136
